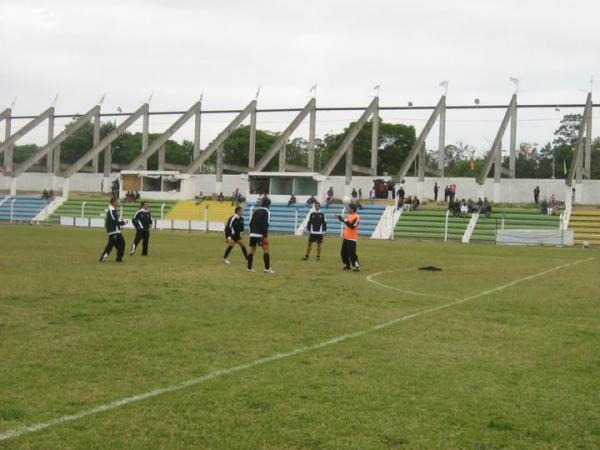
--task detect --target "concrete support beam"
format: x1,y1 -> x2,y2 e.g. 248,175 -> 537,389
567,93 -> 592,187
320,97 -> 378,177
308,105 -> 316,171
65,103 -> 149,178
418,143 -> 425,182
286,163 -> 310,172
158,144 -> 165,171
278,140 -> 286,172
396,96 -> 445,181
185,100 -> 256,174
103,144 -> 111,178
46,113 -> 55,173
438,97 -> 446,177
495,140 -> 502,182
128,101 -> 202,170
352,164 -> 373,175
216,144 -> 224,183
2,111 -> 11,173
509,99 -> 517,178
1,107 -> 54,173
345,143 -> 353,186
92,111 -> 100,173
477,94 -> 517,185
12,106 -> 100,178
370,97 -> 379,176
584,104 -> 592,177
248,108 -> 257,169
141,110 -> 149,169
193,107 -> 201,161
254,98 -> 316,172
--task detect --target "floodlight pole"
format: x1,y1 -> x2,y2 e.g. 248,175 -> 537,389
46,112 -> 55,173
509,99 -> 518,178
438,97 -> 446,176
91,110 -> 100,173
249,108 -> 257,169
141,108 -> 149,168
308,104 -> 316,171
193,105 -> 202,161
371,97 -> 380,176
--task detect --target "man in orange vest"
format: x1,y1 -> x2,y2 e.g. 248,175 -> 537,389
336,203 -> 360,272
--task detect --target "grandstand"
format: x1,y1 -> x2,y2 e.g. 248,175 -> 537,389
241,202 -> 386,236
0,195 -> 48,222
470,208 -> 561,242
569,209 -> 600,247
394,208 -> 471,241
167,199 -> 238,223
49,197 -> 177,223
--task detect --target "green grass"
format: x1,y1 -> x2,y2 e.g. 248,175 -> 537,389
1,225 -> 599,449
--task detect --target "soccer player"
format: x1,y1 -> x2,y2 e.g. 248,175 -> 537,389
336,203 -> 360,272
303,201 -> 326,260
130,201 -> 152,256
247,196 -> 274,273
100,197 -> 126,263
223,206 -> 248,264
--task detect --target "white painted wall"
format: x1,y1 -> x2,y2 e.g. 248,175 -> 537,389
2,172 -> 599,205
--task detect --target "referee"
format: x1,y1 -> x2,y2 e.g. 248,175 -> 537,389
100,197 -> 126,263
130,201 -> 152,256
303,201 -> 326,261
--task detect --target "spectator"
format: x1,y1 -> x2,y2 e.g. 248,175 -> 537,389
433,182 -> 439,202
351,188 -> 358,203
135,191 -> 140,200
444,185 -> 450,202
217,192 -> 225,202
287,194 -> 297,207
481,198 -> 492,218
533,186 -> 540,204
195,191 -> 204,204
369,188 -> 376,205
48,190 -> 55,202
42,189 -> 49,201
325,187 -> 334,207
412,196 -> 420,210
397,186 -> 405,204
450,184 -> 457,202
306,194 -> 317,208
358,188 -> 362,199
231,188 -> 239,206
387,182 -> 395,200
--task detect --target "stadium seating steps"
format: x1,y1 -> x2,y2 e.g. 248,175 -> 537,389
471,208 -> 561,242
394,208 -> 471,241
568,209 -> 600,246
242,202 -> 386,236
167,199 -> 239,222
48,197 -> 176,223
0,195 -> 49,222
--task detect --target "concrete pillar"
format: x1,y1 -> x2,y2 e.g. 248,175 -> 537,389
141,111 -> 149,170
9,177 -> 17,195
216,143 -> 224,183
4,115 -> 12,173
62,177 -> 70,199
494,140 -> 502,183
371,98 -> 379,176
418,142 -> 425,182
51,175 -> 62,191
585,108 -> 592,178
278,141 -> 286,172
46,111 -> 54,173
345,143 -> 353,187
53,144 -> 61,175
103,144 -> 111,177
438,102 -> 446,177
509,101 -> 517,178
92,111 -> 100,172
193,109 -> 201,161
249,109 -> 257,169
308,106 -> 316,171
158,144 -> 165,171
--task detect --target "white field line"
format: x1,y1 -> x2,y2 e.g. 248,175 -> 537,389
0,256 -> 594,442
366,271 -> 456,300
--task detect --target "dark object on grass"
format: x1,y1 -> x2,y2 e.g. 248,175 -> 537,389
418,266 -> 442,272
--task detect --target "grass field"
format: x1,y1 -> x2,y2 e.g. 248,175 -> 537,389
1,225 -> 599,449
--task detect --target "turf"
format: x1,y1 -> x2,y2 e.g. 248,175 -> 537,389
1,225 -> 599,449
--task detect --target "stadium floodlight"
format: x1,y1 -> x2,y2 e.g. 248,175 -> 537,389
50,93 -> 59,108
474,98 -> 480,105
254,85 -> 261,100
10,96 -> 17,109
309,83 -> 318,98
373,84 -> 380,97
97,93 -> 106,106
199,90 -> 204,102
408,101 -> 413,107
509,77 -> 519,93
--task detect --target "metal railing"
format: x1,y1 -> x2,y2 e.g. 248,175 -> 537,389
81,201 -> 87,218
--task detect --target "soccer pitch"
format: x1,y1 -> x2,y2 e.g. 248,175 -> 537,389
1,225 -> 599,449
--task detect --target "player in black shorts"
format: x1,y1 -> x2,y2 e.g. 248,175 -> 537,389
223,206 -> 248,264
303,201 -> 326,261
247,196 -> 274,273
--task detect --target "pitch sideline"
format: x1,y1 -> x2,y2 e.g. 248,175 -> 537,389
0,256 -> 594,442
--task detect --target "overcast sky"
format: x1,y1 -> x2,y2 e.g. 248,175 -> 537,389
1,0 -> 599,155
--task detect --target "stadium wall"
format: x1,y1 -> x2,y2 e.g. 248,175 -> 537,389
2,173 -> 599,204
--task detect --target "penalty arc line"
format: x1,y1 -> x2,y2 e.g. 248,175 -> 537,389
366,271 -> 456,300
0,256 -> 593,442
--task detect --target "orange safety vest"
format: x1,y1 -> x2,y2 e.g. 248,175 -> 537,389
343,212 -> 360,241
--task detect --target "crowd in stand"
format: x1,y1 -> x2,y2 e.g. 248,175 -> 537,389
448,197 -> 492,218
41,189 -> 55,202
124,191 -> 140,203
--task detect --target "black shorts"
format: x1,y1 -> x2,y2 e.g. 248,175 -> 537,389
309,233 -> 323,243
226,234 -> 241,243
249,236 -> 264,247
